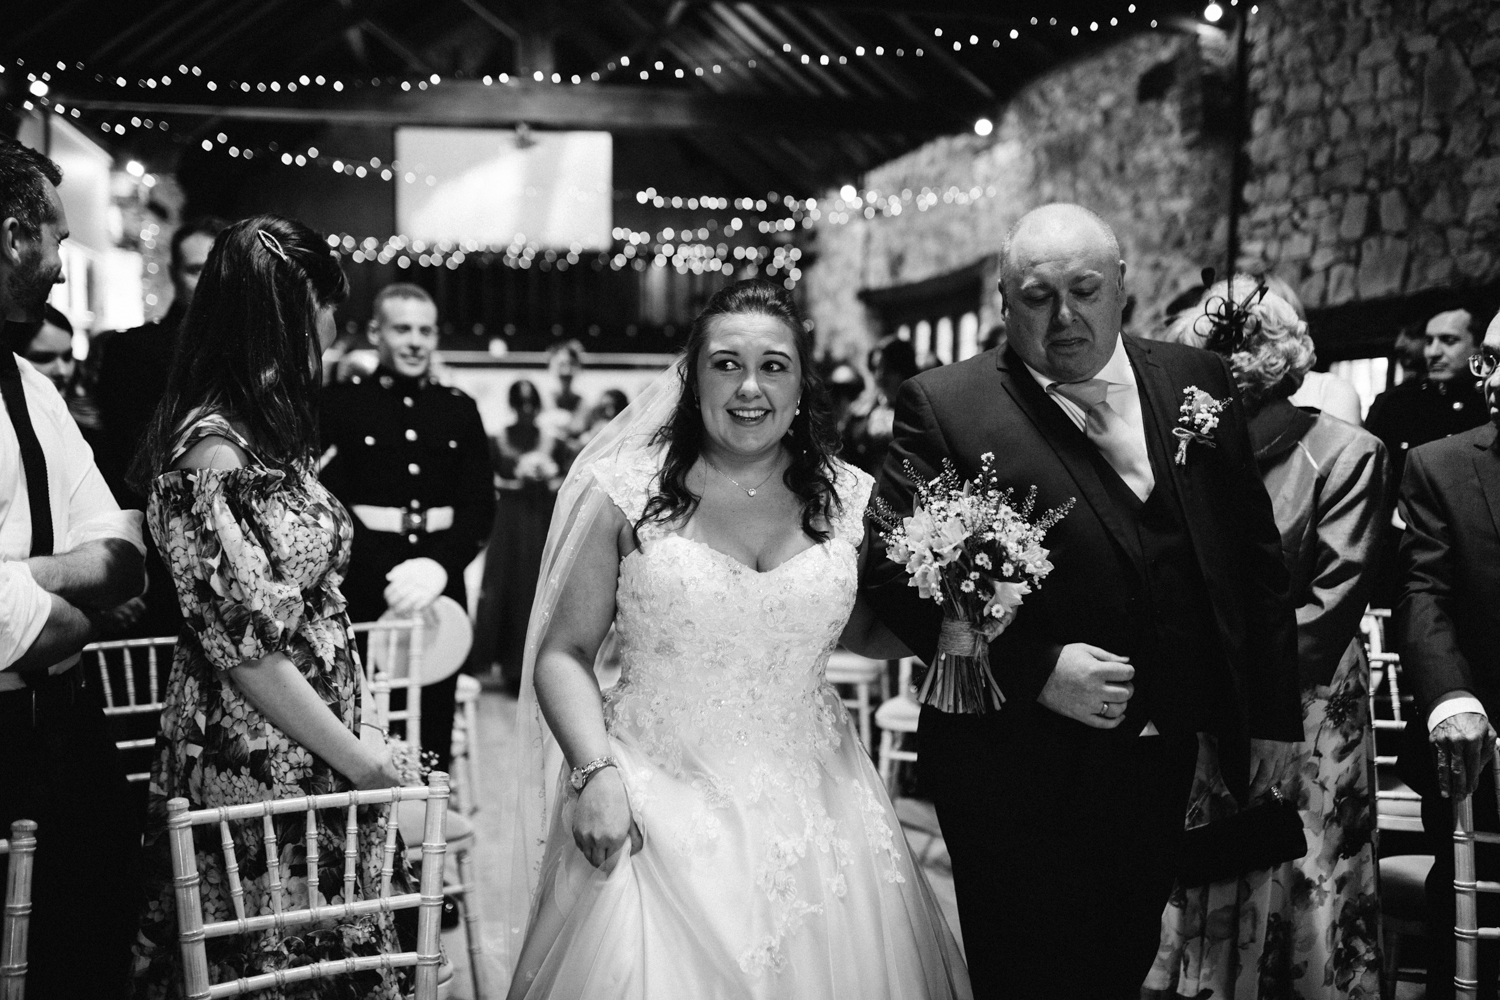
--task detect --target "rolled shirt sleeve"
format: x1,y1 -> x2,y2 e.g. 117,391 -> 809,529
0,560 -> 53,670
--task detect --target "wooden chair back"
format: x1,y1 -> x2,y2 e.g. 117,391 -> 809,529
82,636 -> 177,783
1452,746 -> 1500,1000
167,773 -> 449,1000
353,619 -> 425,748
1364,609 -> 1423,834
0,819 -> 36,1000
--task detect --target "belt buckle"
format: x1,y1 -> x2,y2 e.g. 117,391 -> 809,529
402,509 -> 425,534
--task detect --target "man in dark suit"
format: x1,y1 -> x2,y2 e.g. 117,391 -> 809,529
862,204 -> 1301,999
1395,308 -> 1500,1000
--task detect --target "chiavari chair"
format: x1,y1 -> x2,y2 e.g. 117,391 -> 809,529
0,819 -> 36,1000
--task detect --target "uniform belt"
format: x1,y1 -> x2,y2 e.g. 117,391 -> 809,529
352,505 -> 455,534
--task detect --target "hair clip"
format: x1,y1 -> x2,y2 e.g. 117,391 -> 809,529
257,229 -> 290,263
1193,272 -> 1269,355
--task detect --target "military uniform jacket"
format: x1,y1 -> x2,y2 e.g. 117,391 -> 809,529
1366,377 -> 1487,484
320,368 -> 495,622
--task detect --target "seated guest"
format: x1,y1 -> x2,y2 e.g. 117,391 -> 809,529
1146,277 -> 1389,998
0,134 -> 147,1000
471,378 -> 564,689
1394,308 -> 1500,1000
320,282 -> 494,774
131,217 -> 411,996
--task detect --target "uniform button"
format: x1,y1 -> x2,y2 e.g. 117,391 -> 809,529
407,533 -> 419,544
449,439 -> 457,448
409,499 -> 421,509
1454,401 -> 1465,410
404,397 -> 415,408
408,463 -> 421,475
364,436 -> 375,446
405,429 -> 418,441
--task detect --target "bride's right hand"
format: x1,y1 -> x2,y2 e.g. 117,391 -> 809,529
573,769 -> 643,867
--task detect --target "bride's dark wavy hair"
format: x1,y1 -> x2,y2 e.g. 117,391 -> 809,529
130,214 -> 348,490
640,279 -> 842,542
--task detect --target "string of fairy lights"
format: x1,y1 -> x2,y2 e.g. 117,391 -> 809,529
1,0 -> 1252,284
0,3 -> 1213,98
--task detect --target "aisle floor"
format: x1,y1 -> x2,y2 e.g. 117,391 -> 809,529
444,687 -> 964,998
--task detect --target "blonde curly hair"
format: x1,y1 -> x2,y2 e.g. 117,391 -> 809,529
1162,274 -> 1315,407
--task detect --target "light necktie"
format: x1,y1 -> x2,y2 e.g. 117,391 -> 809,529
1050,378 -> 1154,502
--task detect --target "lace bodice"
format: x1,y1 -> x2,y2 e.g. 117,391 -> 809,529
593,455 -> 873,783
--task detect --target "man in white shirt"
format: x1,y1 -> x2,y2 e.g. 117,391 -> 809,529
0,136 -> 146,999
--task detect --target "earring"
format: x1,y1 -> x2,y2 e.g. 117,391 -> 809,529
794,405 -> 801,415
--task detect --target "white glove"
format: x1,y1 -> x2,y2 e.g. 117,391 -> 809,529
383,558 -> 448,616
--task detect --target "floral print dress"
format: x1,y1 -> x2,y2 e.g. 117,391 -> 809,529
133,413 -> 408,1000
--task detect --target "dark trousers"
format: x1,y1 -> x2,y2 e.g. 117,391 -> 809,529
1423,777 -> 1500,1000
0,673 -> 141,1000
934,713 -> 1196,1000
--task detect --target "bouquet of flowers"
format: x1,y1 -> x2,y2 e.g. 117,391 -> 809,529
871,453 -> 1074,715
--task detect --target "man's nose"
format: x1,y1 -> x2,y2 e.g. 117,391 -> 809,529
1051,298 -> 1074,330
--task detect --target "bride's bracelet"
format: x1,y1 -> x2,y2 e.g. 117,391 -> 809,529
569,755 -> 618,792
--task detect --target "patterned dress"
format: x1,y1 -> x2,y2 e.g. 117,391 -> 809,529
1144,405 -> 1389,1000
133,413 -> 408,1000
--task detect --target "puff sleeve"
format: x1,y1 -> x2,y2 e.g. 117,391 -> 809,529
148,467 -> 311,672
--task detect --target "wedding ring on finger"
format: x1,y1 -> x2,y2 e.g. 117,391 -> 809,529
1096,701 -> 1111,718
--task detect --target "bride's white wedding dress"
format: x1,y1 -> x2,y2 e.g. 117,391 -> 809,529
507,457 -> 971,999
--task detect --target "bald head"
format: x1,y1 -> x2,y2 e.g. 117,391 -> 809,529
1001,204 -> 1121,288
999,204 -> 1127,382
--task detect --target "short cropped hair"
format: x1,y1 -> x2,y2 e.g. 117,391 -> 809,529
372,282 -> 435,319
0,137 -> 63,240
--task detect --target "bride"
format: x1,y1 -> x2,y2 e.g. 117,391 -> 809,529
504,279 -> 971,999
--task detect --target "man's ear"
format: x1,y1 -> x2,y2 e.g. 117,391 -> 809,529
996,284 -> 1009,319
0,217 -> 24,266
366,319 -> 380,346
1117,260 -> 1127,291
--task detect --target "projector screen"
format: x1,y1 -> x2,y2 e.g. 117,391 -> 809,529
394,128 -> 612,250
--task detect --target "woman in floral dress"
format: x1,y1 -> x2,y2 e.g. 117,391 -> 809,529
131,217 -> 408,999
1144,278 -> 1390,999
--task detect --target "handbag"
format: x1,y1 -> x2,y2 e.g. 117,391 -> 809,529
1176,786 -> 1307,888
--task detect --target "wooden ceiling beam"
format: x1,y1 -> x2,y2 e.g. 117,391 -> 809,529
704,4 -> 821,96
888,12 -> 994,101
794,7 -> 921,99
53,80 -> 962,133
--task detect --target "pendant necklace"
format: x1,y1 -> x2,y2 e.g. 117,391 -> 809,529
704,457 -> 779,498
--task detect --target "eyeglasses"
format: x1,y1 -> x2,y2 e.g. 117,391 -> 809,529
1470,352 -> 1500,378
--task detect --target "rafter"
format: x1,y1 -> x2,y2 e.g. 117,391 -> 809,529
55,80 -> 963,133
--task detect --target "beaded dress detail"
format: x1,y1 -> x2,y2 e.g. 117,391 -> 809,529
508,456 -> 970,999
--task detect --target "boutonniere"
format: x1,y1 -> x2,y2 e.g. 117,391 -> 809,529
1173,386 -> 1230,466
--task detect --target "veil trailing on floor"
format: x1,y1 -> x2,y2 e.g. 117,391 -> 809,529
501,356 -> 686,978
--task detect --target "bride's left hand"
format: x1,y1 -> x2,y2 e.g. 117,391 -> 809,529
573,769 -> 643,867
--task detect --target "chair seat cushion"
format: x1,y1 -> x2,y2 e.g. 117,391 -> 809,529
456,673 -> 481,700
875,695 -> 920,732
397,796 -> 475,849
825,651 -> 883,684
1380,854 -> 1434,920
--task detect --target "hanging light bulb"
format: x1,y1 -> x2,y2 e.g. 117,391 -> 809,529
1204,3 -> 1224,22
974,117 -> 994,137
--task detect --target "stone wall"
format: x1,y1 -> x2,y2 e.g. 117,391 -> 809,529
1240,0 -> 1500,312
804,32 -> 1236,362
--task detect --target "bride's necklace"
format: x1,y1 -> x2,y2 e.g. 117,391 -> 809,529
703,456 -> 780,498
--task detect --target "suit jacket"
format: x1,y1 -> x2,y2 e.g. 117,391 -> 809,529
1395,423 -> 1500,798
862,337 -> 1301,803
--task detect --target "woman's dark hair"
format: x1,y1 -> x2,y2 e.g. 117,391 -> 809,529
509,378 -> 541,413
131,214 -> 348,488
640,278 -> 841,542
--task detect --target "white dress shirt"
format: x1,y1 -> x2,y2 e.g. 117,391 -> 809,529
0,357 -> 144,689
1023,335 -> 1155,499
1020,336 -> 1160,734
